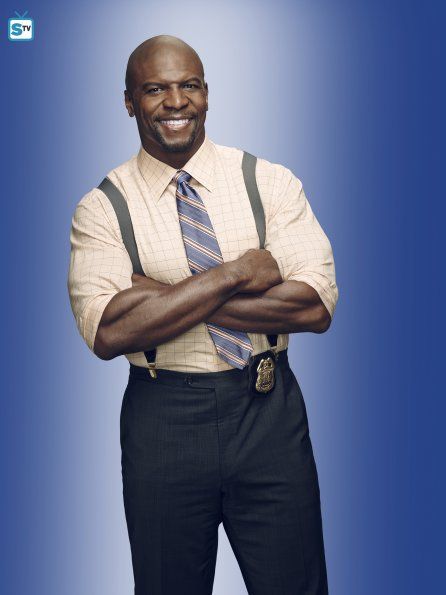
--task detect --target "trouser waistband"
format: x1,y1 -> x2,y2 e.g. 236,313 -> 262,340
129,348 -> 289,389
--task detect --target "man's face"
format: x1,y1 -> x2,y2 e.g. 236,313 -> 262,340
124,45 -> 208,162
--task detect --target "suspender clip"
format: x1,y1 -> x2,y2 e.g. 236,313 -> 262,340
147,363 -> 157,379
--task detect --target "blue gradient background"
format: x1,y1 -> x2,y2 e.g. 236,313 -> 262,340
1,1 -> 444,593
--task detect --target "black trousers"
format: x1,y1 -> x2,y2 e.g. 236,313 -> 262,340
120,349 -> 328,594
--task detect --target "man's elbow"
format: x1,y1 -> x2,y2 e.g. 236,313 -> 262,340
93,325 -> 116,361
312,303 -> 332,334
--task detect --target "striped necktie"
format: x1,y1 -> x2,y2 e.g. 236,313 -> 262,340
173,170 -> 253,369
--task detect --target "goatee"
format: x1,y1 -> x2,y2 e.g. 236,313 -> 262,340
153,120 -> 198,153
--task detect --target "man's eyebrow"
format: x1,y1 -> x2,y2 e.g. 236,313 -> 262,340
141,77 -> 203,89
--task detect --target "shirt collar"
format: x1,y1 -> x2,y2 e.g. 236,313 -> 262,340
136,134 -> 216,203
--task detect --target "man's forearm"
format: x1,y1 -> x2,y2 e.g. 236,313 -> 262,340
94,263 -> 244,360
207,280 -> 331,334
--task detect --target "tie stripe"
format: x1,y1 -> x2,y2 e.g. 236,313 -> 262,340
207,323 -> 252,350
176,191 -> 209,213
178,213 -> 217,239
174,170 -> 253,369
214,344 -> 248,367
183,235 -> 224,264
188,259 -> 207,274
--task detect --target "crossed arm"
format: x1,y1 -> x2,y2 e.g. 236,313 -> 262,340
208,279 -> 329,333
71,169 -> 338,361
131,273 -> 330,333
93,263 -> 331,361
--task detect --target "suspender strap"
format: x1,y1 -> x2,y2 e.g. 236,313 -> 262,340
97,177 -> 157,373
242,151 -> 266,249
241,152 -> 278,350
97,150 -> 278,373
97,177 -> 145,275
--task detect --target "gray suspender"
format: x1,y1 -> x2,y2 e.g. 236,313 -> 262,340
241,151 -> 266,249
97,150 -> 278,372
97,177 -> 145,275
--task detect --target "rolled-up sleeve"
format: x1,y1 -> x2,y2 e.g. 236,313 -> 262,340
264,165 -> 339,320
67,189 -> 133,352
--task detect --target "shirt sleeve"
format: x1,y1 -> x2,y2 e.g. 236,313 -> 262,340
67,188 -> 133,353
263,164 -> 339,320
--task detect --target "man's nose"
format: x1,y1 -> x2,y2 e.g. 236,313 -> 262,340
163,87 -> 189,110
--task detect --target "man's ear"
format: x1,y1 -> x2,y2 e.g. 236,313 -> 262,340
204,82 -> 209,110
124,90 -> 135,117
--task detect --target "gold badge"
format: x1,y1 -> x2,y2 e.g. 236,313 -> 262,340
255,356 -> 276,393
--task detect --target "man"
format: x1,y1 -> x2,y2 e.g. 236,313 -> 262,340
68,34 -> 338,595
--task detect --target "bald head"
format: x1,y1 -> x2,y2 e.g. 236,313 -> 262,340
123,33 -> 208,166
125,35 -> 205,96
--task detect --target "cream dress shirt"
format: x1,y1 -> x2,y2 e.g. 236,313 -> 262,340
68,134 -> 338,372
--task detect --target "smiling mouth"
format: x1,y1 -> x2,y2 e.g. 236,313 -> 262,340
158,118 -> 193,131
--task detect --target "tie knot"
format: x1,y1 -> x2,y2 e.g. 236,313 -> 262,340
173,170 -> 191,185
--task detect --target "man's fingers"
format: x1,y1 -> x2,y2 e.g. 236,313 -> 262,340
131,273 -> 147,286
131,273 -> 146,282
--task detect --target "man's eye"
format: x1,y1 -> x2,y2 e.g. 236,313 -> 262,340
146,88 -> 162,94
184,84 -> 198,89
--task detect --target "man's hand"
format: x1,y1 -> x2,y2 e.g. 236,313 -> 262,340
227,249 -> 283,293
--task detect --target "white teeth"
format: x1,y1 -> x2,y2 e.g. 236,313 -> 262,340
161,119 -> 190,126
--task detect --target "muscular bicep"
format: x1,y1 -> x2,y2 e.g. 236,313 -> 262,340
264,168 -> 339,321
67,190 -> 133,352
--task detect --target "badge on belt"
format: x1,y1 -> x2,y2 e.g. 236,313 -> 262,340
248,348 -> 279,396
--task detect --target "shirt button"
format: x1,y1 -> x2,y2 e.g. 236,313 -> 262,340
185,375 -> 193,385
